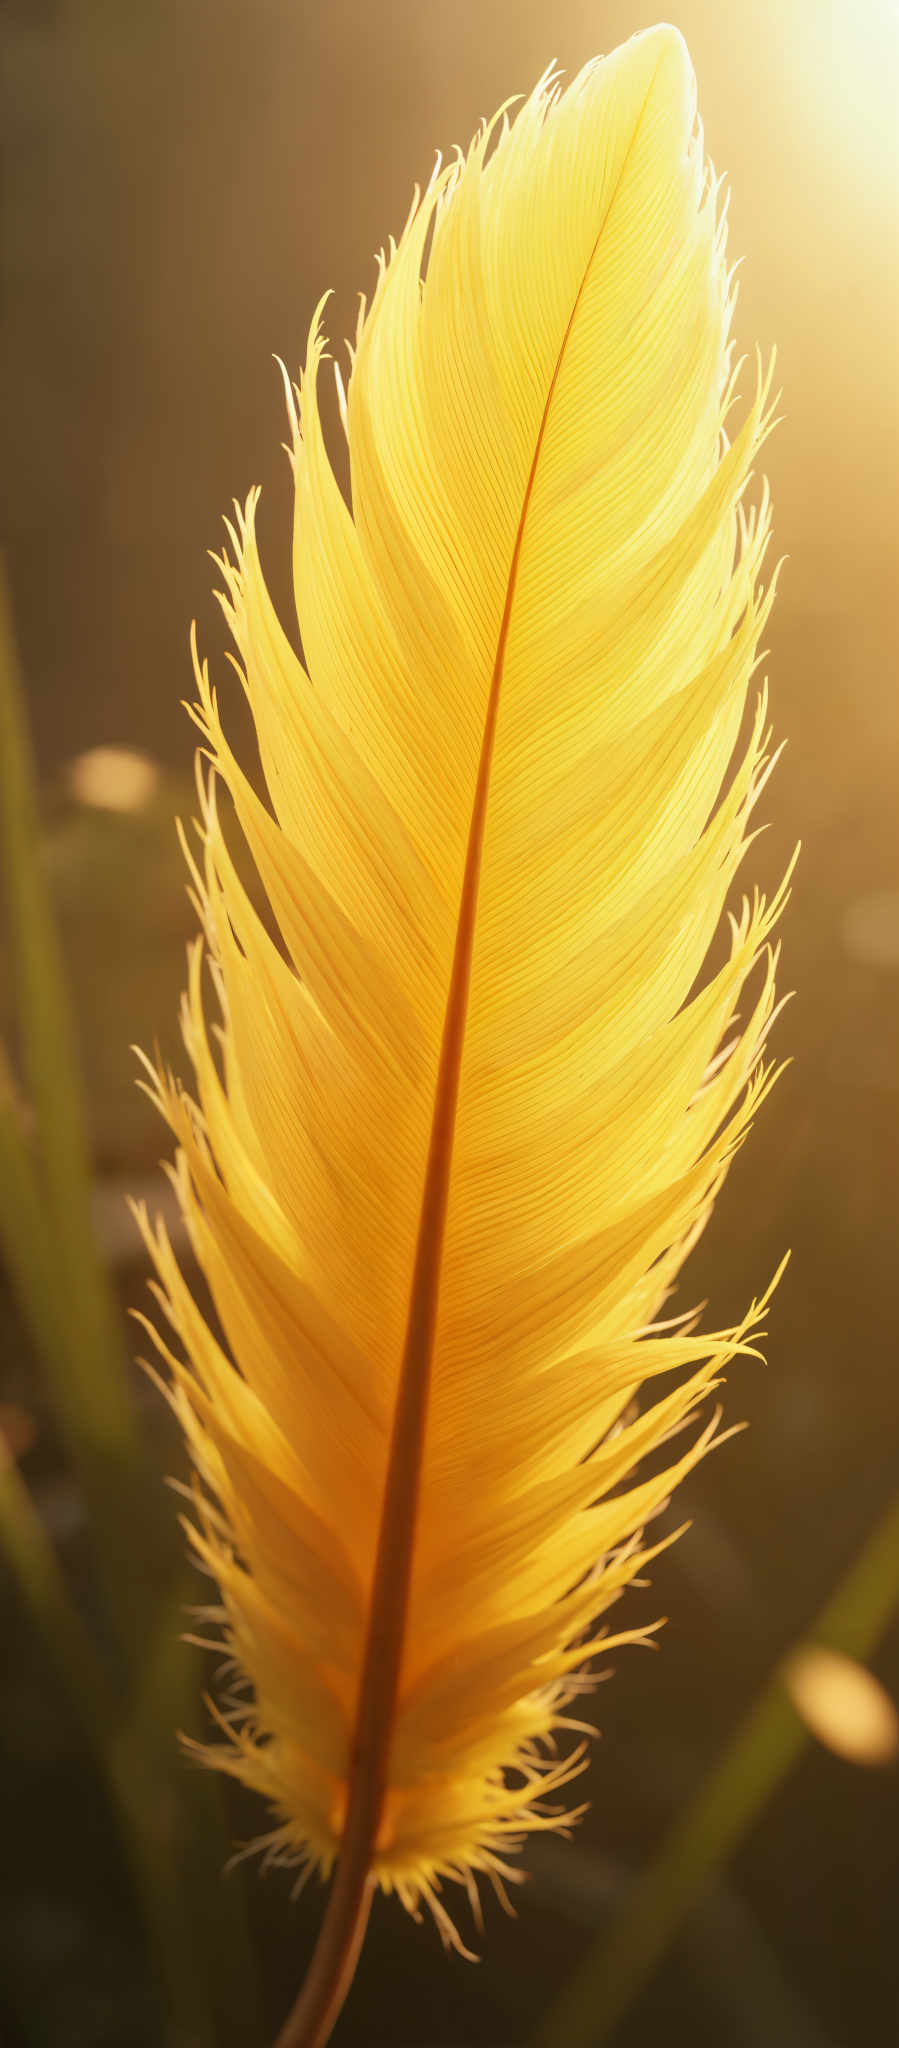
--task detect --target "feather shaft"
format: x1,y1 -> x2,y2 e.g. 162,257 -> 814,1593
281,96 -> 669,2038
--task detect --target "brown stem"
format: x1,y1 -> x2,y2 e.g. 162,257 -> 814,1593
274,1864 -> 374,2048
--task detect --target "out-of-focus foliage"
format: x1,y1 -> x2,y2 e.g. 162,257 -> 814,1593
0,571 -> 259,2047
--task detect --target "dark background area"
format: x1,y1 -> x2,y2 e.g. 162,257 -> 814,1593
1,2 -> 897,2044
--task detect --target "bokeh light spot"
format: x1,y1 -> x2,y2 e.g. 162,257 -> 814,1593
785,1644 -> 899,1766
68,746 -> 159,813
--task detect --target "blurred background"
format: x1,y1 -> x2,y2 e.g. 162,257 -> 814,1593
1,1 -> 897,2044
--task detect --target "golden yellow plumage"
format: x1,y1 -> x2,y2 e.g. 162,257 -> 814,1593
134,22 -> 790,2036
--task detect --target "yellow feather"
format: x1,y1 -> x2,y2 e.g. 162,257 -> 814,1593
135,23 -> 792,2038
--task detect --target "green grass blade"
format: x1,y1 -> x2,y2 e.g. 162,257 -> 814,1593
0,561 -> 158,1641
0,1063 -> 64,1376
534,1492 -> 899,2048
0,1436 -> 115,1738
0,1447 -> 219,2045
0,563 -> 137,1451
0,562 -> 260,2040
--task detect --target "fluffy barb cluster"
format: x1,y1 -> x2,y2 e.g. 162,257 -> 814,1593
134,23 -> 791,1955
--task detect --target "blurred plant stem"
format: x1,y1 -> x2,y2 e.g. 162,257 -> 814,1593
0,561 -> 259,2044
0,560 -> 156,1656
0,1437 -> 114,1738
534,1490 -> 899,2048
0,1447 -> 216,2043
